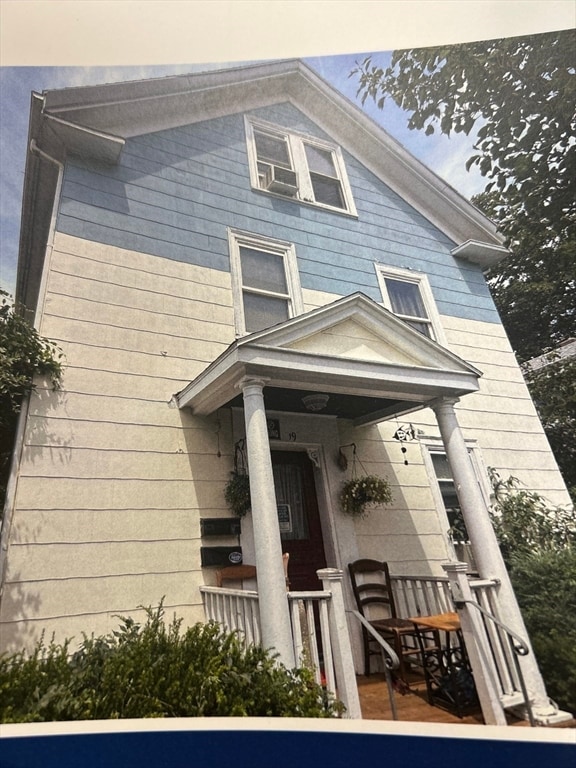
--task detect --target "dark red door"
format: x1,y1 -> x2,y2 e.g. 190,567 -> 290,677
272,451 -> 327,591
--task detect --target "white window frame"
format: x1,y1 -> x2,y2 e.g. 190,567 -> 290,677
375,263 -> 446,345
421,437 -> 491,541
228,228 -> 304,337
245,117 -> 357,216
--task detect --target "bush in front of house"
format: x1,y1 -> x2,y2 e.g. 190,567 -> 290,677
0,604 -> 343,722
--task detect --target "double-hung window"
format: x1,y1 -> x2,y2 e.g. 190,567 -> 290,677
375,264 -> 444,343
245,117 -> 356,215
229,229 -> 304,335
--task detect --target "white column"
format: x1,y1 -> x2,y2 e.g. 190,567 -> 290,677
432,397 -> 561,721
240,377 -> 295,668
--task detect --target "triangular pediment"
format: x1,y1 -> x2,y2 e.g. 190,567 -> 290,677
239,293 -> 479,376
176,294 -> 481,422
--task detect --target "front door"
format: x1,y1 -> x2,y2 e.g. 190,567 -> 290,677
272,451 -> 327,591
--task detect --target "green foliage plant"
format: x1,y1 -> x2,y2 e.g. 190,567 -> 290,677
488,469 -> 576,714
0,290 -> 63,513
224,470 -> 251,517
0,604 -> 343,722
340,475 -> 393,517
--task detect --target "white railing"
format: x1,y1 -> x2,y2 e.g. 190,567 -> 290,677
288,590 -> 336,693
200,569 -> 361,719
200,586 -> 261,647
389,573 -> 526,708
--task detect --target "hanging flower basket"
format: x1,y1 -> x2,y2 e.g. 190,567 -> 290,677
224,470 -> 251,518
340,475 -> 393,518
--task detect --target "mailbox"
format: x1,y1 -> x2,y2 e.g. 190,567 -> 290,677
201,547 -> 243,567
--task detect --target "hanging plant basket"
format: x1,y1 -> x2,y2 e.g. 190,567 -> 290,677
224,470 -> 251,518
340,475 -> 393,518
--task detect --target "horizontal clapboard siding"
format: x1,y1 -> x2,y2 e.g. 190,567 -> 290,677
57,103 -> 499,326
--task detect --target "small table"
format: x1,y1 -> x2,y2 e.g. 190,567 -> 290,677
409,612 -> 478,717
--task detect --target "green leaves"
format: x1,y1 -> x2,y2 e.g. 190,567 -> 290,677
0,290 -> 63,422
0,604 -> 343,722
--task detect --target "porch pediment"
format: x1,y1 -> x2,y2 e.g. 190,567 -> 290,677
175,293 -> 482,426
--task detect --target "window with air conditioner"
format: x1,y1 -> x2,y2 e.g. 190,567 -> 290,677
375,264 -> 445,344
245,117 -> 356,215
228,229 -> 304,335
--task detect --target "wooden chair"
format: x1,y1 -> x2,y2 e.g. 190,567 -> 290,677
348,559 -> 432,680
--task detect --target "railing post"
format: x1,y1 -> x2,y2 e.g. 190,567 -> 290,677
318,568 -> 362,719
443,562 -> 507,726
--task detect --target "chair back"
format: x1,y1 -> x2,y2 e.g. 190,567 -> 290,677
348,559 -> 399,621
216,564 -> 257,588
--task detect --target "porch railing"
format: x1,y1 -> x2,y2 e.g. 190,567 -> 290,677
200,571 -> 362,718
390,573 -> 528,711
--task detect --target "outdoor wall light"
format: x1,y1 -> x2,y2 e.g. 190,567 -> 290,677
302,393 -> 330,412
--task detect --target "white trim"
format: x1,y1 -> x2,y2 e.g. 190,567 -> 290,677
228,228 -> 304,336
420,437 -> 492,542
374,263 -> 447,346
245,116 -> 357,216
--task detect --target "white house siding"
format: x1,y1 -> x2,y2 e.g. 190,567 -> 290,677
0,232 -> 239,652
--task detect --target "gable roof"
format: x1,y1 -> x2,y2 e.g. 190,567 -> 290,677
175,293 -> 482,425
19,59 -> 506,309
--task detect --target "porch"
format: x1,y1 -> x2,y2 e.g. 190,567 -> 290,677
200,568 -> 568,726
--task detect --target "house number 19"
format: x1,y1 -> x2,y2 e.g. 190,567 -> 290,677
288,432 -> 297,441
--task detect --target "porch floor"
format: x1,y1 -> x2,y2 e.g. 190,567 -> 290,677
356,671 -> 576,727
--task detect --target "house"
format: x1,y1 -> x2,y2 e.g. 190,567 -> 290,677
0,60 -> 572,724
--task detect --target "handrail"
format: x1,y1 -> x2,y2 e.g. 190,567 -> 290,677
350,609 -> 400,720
455,598 -> 536,727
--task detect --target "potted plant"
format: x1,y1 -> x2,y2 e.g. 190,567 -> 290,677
340,475 -> 393,517
224,470 -> 251,518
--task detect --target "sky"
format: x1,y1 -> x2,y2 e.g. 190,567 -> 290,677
1,1 -> 573,298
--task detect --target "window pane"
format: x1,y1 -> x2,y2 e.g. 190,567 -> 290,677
304,144 -> 337,176
273,463 -> 309,540
240,247 -> 288,293
385,278 -> 428,319
254,131 -> 291,168
405,319 -> 432,338
243,292 -> 289,332
310,174 -> 344,208
431,452 -> 453,479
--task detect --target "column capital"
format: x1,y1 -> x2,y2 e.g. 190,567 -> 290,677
236,376 -> 270,393
431,396 -> 460,414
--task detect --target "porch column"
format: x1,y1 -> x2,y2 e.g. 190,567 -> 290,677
240,377 -> 295,668
431,397 -> 560,721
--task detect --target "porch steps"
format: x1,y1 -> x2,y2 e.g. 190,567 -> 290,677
500,692 -> 529,710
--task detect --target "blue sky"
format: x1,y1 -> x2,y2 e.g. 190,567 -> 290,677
0,53 -> 486,297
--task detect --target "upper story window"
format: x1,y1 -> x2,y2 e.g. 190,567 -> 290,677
375,264 -> 445,344
245,117 -> 357,215
229,229 -> 304,335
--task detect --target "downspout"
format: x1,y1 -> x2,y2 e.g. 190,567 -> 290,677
28,139 -> 64,328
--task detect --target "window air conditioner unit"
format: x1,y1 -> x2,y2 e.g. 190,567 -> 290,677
263,165 -> 298,196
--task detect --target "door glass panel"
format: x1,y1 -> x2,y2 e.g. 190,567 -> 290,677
273,463 -> 309,540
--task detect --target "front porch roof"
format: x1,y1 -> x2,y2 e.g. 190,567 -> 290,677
175,294 -> 482,426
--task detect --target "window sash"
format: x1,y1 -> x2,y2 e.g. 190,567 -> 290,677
229,229 -> 303,336
246,118 -> 356,215
375,264 -> 444,344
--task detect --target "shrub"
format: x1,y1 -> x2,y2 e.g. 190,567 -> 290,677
0,605 -> 343,722
508,548 -> 576,715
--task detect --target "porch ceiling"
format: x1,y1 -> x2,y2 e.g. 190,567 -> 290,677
175,294 -> 482,427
